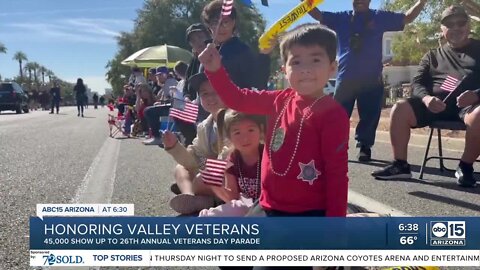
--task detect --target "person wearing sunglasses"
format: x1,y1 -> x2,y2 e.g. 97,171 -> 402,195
372,5 -> 480,188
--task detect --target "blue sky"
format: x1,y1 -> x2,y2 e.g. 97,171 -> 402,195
0,0 -> 382,94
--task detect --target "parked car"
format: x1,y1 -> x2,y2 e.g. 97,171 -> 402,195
323,79 -> 336,95
0,82 -> 29,114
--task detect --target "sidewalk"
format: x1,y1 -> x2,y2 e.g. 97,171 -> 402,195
350,107 -> 465,139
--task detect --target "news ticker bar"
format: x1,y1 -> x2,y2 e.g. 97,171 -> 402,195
30,217 -> 479,250
29,250 -> 480,267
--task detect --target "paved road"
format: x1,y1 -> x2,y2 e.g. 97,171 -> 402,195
1,107 -> 478,270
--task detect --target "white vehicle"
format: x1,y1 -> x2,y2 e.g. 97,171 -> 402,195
323,79 -> 336,95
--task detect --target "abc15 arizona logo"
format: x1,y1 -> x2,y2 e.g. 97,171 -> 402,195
430,221 -> 466,246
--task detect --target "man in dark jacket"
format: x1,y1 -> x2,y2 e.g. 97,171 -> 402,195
175,23 -> 212,146
92,93 -> 99,109
183,23 -> 210,102
372,6 -> 480,187
49,81 -> 61,114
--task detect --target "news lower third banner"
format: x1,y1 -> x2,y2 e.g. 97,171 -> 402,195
30,216 -> 480,267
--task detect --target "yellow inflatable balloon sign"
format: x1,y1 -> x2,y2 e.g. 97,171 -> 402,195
258,0 -> 324,50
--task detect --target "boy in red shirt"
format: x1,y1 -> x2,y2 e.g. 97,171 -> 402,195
199,23 -> 349,217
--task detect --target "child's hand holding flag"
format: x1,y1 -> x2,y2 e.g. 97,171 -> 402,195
198,43 -> 222,73
162,130 -> 178,150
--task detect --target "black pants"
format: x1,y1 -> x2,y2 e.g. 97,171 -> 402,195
144,105 -> 170,138
175,119 -> 197,146
76,98 -> 84,114
50,99 -> 60,113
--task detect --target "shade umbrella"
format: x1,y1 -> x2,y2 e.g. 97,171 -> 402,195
121,44 -> 193,68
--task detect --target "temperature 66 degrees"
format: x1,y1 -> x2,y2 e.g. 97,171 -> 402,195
398,223 -> 418,231
400,236 -> 417,245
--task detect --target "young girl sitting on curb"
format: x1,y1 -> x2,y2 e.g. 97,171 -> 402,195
162,72 -> 229,215
199,109 -> 264,217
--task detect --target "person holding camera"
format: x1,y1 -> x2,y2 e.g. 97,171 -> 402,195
307,0 -> 427,162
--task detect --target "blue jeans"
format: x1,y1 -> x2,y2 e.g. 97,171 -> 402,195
124,111 -> 133,135
144,105 -> 170,138
334,79 -> 384,148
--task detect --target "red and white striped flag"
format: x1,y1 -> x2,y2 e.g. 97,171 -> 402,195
169,99 -> 198,124
440,75 -> 460,92
222,0 -> 234,16
200,159 -> 228,186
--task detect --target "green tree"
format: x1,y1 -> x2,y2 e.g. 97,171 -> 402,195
382,0 -> 480,65
13,51 -> 28,80
106,0 -> 266,96
0,42 -> 6,78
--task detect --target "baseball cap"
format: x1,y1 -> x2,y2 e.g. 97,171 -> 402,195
155,66 -> 169,76
441,5 -> 469,24
188,72 -> 209,93
131,66 -> 141,73
185,23 -> 209,42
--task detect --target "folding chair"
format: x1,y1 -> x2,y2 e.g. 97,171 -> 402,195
108,114 -> 124,138
107,103 -> 125,138
419,120 -> 480,179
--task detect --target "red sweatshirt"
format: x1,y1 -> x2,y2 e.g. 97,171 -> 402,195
206,67 -> 349,216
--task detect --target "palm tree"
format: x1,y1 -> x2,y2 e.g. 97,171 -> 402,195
24,62 -> 35,84
46,70 -> 55,83
0,42 -> 6,54
13,51 -> 28,79
39,66 -> 47,85
31,62 -> 40,86
0,43 -> 6,78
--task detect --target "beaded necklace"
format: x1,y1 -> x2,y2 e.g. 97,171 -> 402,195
237,154 -> 261,200
268,95 -> 325,176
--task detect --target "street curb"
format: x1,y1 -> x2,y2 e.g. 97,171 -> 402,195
349,128 -> 465,153
348,190 -> 409,217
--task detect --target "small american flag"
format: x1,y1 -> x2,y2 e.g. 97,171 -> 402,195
222,0 -> 234,16
169,99 -> 198,124
200,159 -> 228,186
440,75 -> 460,92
